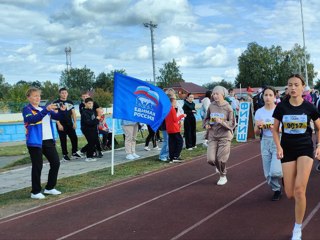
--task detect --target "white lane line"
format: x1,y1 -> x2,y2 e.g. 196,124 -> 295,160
170,181 -> 266,240
56,153 -> 261,240
302,201 -> 320,230
0,142 -> 257,223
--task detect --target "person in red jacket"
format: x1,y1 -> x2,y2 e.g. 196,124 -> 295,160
165,94 -> 186,162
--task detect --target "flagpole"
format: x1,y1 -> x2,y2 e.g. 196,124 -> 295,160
111,118 -> 115,175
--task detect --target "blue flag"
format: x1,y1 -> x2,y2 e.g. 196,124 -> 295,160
113,73 -> 171,132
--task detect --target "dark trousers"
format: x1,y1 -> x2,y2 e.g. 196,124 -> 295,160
99,130 -> 117,148
27,140 -> 60,194
82,128 -> 101,157
145,125 -> 157,148
184,116 -> 196,149
57,124 -> 78,155
168,132 -> 184,160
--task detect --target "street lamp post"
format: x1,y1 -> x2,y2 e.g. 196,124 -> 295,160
300,0 -> 309,86
144,21 -> 157,85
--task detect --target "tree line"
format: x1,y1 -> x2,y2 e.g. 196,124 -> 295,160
1,42 -> 319,113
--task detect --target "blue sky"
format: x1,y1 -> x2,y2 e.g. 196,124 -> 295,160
0,0 -> 319,86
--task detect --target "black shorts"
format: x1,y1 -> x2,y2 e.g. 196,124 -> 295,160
281,139 -> 314,163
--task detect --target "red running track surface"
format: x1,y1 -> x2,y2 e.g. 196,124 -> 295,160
1,140 -> 320,240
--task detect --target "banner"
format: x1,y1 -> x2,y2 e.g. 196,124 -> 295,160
236,102 -> 255,142
113,73 -> 171,132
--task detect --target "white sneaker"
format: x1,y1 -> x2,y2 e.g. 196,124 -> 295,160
193,146 -> 197,149
153,146 -> 161,150
187,148 -> 193,151
132,153 -> 140,158
144,147 -> 151,151
31,193 -> 46,199
292,228 -> 302,240
44,188 -> 62,195
85,157 -> 97,162
217,176 -> 228,185
126,154 -> 135,160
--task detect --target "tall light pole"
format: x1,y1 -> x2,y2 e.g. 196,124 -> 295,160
144,21 -> 157,85
300,0 -> 308,86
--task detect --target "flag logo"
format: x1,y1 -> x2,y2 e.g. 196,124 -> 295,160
113,73 -> 171,131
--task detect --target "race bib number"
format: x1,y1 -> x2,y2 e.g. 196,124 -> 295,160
210,112 -> 225,125
282,115 -> 307,134
261,118 -> 273,129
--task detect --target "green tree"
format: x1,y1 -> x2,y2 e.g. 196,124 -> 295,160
0,74 -> 11,100
157,59 -> 184,88
41,81 -> 59,102
6,83 -> 30,112
235,42 -> 317,88
203,79 -> 234,91
59,66 -> 95,101
93,88 -> 113,108
94,69 -> 126,92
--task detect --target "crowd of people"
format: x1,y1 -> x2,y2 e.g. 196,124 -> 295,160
23,74 -> 320,240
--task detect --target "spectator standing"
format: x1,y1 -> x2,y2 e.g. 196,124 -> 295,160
81,98 -> 103,162
23,87 -> 64,199
254,87 -> 283,201
144,125 -> 160,151
79,91 -> 100,115
79,92 -> 100,155
53,88 -> 82,161
201,90 -> 212,147
275,90 -> 281,104
303,86 -> 312,103
272,74 -> 320,240
158,119 -> 169,161
182,93 -> 197,150
166,94 -> 187,162
121,120 -> 140,160
204,86 -> 235,186
96,107 -> 114,150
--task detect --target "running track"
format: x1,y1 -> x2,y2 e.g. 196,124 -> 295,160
1,140 -> 320,240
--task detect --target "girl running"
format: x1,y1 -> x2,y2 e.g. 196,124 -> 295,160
204,86 -> 235,185
254,87 -> 283,201
272,74 -> 320,240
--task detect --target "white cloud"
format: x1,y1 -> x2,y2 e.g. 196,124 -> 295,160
178,45 -> 229,68
137,46 -> 149,60
16,44 -> 33,54
224,68 -> 238,79
157,36 -> 184,59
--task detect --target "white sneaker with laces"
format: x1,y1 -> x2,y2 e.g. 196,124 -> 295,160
132,153 -> 140,158
31,193 -> 46,199
144,147 -> 151,151
126,154 -> 135,160
44,188 -> 62,195
217,176 -> 228,185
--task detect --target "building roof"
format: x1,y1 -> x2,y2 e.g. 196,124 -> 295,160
167,82 -> 207,94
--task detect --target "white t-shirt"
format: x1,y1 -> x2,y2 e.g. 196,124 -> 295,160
36,107 -> 53,140
254,106 -> 275,137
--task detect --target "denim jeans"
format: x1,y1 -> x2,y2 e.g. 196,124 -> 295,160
159,130 -> 168,160
261,136 -> 283,191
